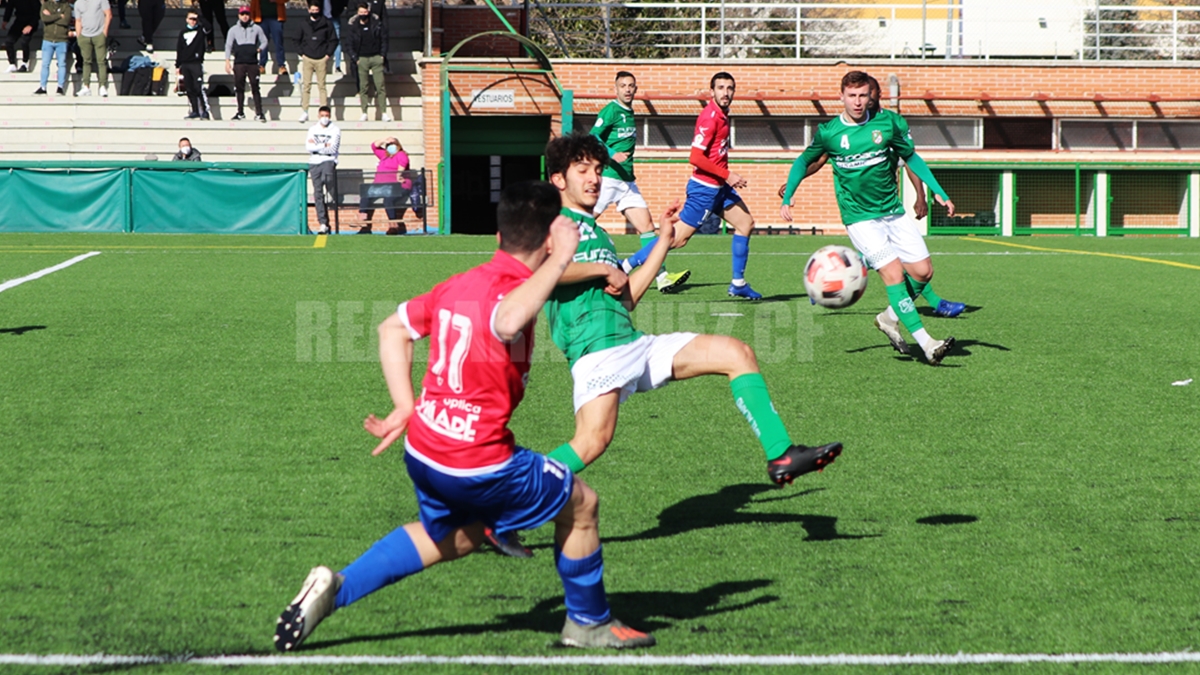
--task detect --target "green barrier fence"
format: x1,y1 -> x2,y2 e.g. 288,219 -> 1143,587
0,162 -> 308,235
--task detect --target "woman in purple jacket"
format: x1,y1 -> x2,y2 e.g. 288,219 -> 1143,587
358,137 -> 412,235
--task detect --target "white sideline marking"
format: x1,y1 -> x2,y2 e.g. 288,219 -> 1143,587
5,653 -> 1200,667
0,252 -> 101,294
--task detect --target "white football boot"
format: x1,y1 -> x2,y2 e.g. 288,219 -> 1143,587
274,566 -> 341,651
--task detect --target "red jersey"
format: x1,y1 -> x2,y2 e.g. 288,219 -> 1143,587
690,100 -> 731,186
398,250 -> 535,473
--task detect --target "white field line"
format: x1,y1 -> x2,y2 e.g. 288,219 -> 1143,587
4,652 -> 1200,667
0,252 -> 101,294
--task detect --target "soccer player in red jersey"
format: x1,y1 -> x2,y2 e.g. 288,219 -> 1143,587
273,181 -> 656,651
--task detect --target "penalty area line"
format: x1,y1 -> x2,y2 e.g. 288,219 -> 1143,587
0,251 -> 101,294
5,652 -> 1200,667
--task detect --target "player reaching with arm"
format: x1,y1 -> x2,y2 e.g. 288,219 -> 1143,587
591,70 -> 690,294
541,132 -> 841,486
777,75 -> 965,318
781,70 -> 959,365
273,181 -> 656,651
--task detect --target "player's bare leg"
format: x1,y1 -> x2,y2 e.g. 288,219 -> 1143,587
565,390 -> 621,467
875,257 -> 954,365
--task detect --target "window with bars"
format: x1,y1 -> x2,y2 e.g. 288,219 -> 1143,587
1058,120 -> 1200,151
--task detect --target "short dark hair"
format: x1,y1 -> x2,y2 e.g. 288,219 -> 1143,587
178,137 -> 190,144
866,75 -> 881,112
497,181 -> 560,254
710,71 -> 734,89
544,133 -> 607,179
615,70 -> 635,82
356,1 -> 369,9
841,70 -> 872,92
318,105 -> 331,115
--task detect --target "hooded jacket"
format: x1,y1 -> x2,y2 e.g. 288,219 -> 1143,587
344,11 -> 386,61
175,17 -> 212,67
298,11 -> 337,60
40,0 -> 72,42
224,20 -> 267,65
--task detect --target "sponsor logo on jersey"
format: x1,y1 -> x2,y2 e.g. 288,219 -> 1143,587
616,127 -> 636,139
417,396 -> 483,442
833,148 -> 889,170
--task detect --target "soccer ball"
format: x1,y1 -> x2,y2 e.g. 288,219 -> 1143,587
803,245 -> 869,309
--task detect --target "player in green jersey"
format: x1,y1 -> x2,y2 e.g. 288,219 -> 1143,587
591,71 -> 690,294
781,71 -> 959,366
543,132 -> 841,484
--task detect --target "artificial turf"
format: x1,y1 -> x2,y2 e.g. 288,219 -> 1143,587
1,232 -> 1199,674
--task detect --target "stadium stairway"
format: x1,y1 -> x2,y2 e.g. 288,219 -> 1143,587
0,7 -> 424,171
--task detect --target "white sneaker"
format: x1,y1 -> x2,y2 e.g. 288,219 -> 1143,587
5,64 -> 16,73
274,566 -> 341,652
922,336 -> 956,366
874,310 -> 909,355
358,113 -> 368,121
98,86 -> 107,97
298,111 -> 308,123
381,112 -> 392,122
76,86 -> 90,96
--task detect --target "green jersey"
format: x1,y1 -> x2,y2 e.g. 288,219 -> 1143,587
796,109 -> 915,225
545,207 -> 643,367
590,100 -> 637,182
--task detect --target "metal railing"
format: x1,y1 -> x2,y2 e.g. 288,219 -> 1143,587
526,1 -> 1200,61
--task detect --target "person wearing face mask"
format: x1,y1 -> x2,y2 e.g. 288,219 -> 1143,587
172,137 -> 203,162
345,0 -> 388,122
296,0 -> 335,124
175,10 -> 212,119
358,137 -> 409,235
224,5 -> 267,121
306,105 -> 340,235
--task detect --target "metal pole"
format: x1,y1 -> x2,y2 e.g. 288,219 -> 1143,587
945,0 -> 953,59
719,0 -> 725,59
700,5 -> 706,58
604,4 -> 611,59
1095,0 -> 1100,60
921,0 -> 927,59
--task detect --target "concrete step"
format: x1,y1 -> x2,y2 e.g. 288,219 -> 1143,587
0,93 -> 422,119
0,144 -> 421,171
0,120 -> 423,143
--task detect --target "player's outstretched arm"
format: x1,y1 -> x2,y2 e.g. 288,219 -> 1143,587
493,215 -> 580,341
366,313 -> 417,455
625,200 -> 681,309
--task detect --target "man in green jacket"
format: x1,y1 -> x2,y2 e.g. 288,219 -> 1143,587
34,0 -> 72,94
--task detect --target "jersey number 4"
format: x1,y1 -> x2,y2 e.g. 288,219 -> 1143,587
432,309 -> 472,394
840,134 -> 850,150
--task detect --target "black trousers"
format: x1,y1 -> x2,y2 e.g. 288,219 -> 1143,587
4,22 -> 34,65
180,62 -> 209,117
233,62 -> 261,115
198,0 -> 229,46
137,0 -> 165,46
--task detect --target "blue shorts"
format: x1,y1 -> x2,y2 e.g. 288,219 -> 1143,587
679,180 -> 742,229
404,447 -> 574,544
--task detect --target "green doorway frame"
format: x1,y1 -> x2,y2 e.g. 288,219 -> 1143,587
438,31 -> 573,233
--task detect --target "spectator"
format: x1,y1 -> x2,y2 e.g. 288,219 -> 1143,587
172,137 -> 202,161
296,0 -> 335,123
175,10 -> 211,119
345,0 -> 388,122
197,0 -> 228,52
358,137 -> 409,235
363,0 -> 385,72
3,0 -> 38,72
115,0 -> 128,28
306,105 -> 339,234
249,0 -> 284,76
224,5 -> 266,121
323,0 -> 345,75
34,0 -> 72,95
72,0 -> 108,96
136,0 -> 163,52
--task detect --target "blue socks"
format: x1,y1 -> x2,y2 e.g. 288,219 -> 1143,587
731,234 -> 749,282
335,526 -> 426,608
621,236 -> 658,273
555,546 -> 611,626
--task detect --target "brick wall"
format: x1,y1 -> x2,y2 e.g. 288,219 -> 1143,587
432,6 -> 526,57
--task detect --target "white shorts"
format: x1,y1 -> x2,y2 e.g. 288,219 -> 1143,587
845,213 -> 931,270
593,176 -> 648,216
569,332 -> 698,412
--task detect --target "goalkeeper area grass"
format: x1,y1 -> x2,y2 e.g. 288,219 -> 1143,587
1,232 -> 1199,675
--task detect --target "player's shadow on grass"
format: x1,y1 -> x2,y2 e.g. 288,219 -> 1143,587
917,514 -> 978,526
949,339 -> 1009,356
601,483 -> 878,544
0,325 -> 46,335
302,579 -> 778,649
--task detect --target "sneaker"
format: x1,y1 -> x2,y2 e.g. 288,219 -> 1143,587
278,66 -> 288,76
356,226 -> 372,235
200,113 -> 210,120
274,566 -> 341,652
767,442 -> 842,486
316,227 -> 330,235
232,111 -> 246,120
136,35 -> 145,46
483,527 -> 533,559
55,86 -> 64,95
727,282 -> 762,300
358,113 -> 368,121
381,112 -> 392,122
33,87 -> 46,95
298,111 -> 308,123
120,19 -> 131,28
254,113 -> 266,122
922,336 -> 956,366
184,112 -> 200,120
98,86 -> 107,97
76,86 -> 90,96
5,64 -> 16,73
656,269 -> 691,294
561,617 -> 655,649
932,299 -> 966,318
145,43 -> 153,53
874,310 -> 909,355
18,62 -> 28,72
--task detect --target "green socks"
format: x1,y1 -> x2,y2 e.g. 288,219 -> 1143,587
905,273 -> 944,307
886,282 -> 925,335
641,231 -> 668,276
730,373 -> 792,461
548,443 -> 587,473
